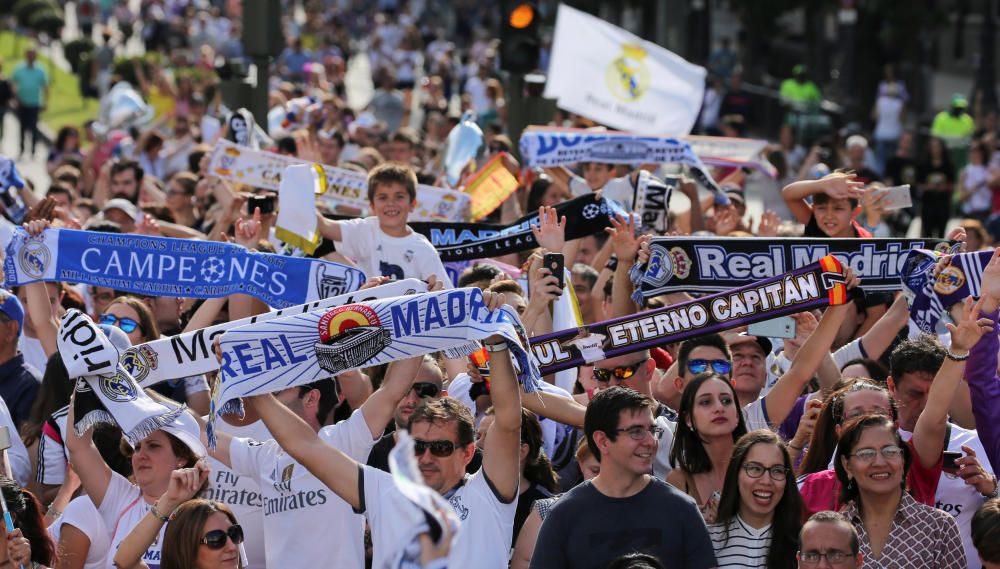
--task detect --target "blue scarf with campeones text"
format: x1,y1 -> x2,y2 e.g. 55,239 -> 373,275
3,228 -> 367,308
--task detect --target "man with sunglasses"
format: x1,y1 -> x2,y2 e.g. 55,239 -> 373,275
249,293 -> 523,568
366,355 -> 483,474
530,386 -> 717,569
207,356 -> 428,569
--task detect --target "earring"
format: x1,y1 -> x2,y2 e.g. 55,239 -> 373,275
846,478 -> 854,492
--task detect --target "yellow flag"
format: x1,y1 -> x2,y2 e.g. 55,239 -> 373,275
465,153 -> 520,221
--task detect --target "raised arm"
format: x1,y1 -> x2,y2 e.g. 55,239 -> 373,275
22,223 -> 58,356
910,295 -> 992,470
249,392 -> 363,510
358,357 -> 420,438
520,388 -> 585,428
316,213 -> 343,242
64,389 -> 113,508
480,293 -> 522,502
606,215 -> 644,318
112,464 -> 209,569
967,248 -> 1000,468
781,173 -> 864,224
763,271 -> 857,425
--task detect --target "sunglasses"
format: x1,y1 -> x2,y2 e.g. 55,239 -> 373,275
686,359 -> 732,375
593,361 -> 643,383
99,314 -> 142,334
201,524 -> 244,550
413,439 -> 461,458
412,382 -> 440,398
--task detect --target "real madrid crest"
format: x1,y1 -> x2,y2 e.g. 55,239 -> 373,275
606,44 -> 650,102
19,239 -> 51,279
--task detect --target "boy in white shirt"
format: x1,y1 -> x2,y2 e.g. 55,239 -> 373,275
318,162 -> 452,286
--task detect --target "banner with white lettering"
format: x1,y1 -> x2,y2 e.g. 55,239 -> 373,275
544,4 -> 705,134
208,140 -> 471,222
408,193 -> 623,262
121,279 -> 428,386
631,237 -> 955,302
534,256 -> 851,375
3,228 -> 366,308
208,288 -> 541,446
519,127 -> 725,202
522,127 -> 775,176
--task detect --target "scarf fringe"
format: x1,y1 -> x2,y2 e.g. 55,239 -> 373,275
73,409 -> 116,438
275,226 -> 320,255
122,406 -> 187,447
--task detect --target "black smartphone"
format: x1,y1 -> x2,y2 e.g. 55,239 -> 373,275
543,252 -> 565,290
942,451 -> 962,474
248,195 -> 275,215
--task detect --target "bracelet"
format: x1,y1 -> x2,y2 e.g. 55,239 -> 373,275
150,502 -> 171,523
484,342 -> 509,353
945,348 -> 970,362
788,442 -> 804,452
45,504 -> 62,519
984,475 -> 1000,499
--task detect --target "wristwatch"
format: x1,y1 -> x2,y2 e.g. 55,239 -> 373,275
984,475 -> 1000,499
484,342 -> 509,352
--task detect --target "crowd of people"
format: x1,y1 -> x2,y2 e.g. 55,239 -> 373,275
0,1 -> 996,568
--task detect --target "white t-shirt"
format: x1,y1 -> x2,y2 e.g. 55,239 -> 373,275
900,424 -> 992,569
874,95 -> 905,141
48,496 -> 111,569
230,409 -> 378,569
0,398 -> 29,485
98,472 -> 165,569
204,418 -> 272,569
18,335 -> 47,374
337,217 -> 452,287
361,466 -> 517,568
961,163 -> 992,215
36,406 -> 70,486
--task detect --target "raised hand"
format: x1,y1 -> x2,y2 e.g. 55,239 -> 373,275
956,445 -> 997,495
822,173 -> 865,200
234,207 -> 263,249
605,214 -> 641,264
159,461 -> 211,512
530,206 -> 566,253
946,296 -> 994,353
756,210 -> 781,237
24,196 -> 56,224
135,213 -> 162,237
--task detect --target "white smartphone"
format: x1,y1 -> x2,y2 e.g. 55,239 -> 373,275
0,427 -> 11,451
875,184 -> 913,210
747,316 -> 796,339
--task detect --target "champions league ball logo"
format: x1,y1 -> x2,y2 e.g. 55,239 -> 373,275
314,305 -> 391,375
606,44 -> 650,102
200,257 -> 226,284
582,203 -> 602,220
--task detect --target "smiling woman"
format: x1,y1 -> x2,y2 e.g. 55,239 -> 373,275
709,431 -> 802,569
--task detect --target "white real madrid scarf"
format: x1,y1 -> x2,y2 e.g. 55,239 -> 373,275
58,310 -> 184,446
209,288 -> 541,446
120,279 -> 428,386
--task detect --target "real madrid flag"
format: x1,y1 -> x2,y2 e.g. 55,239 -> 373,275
544,4 -> 706,135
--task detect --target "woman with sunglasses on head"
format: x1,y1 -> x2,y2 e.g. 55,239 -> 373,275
834,414 -> 965,568
100,296 -> 211,415
666,372 -> 748,523
708,430 -> 802,569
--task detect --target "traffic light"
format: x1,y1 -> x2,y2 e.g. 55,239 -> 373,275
500,0 -> 540,74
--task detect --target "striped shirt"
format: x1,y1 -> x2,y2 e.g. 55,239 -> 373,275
708,516 -> 771,568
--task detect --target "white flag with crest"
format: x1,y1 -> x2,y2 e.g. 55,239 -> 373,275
544,4 -> 706,135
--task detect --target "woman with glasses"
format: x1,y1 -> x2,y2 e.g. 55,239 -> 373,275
708,430 -> 802,569
100,296 -> 211,415
798,296 -> 992,518
666,373 -> 748,523
834,414 -> 965,568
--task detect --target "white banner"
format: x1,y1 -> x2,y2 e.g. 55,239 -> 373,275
544,4 -> 706,135
207,140 -> 471,222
